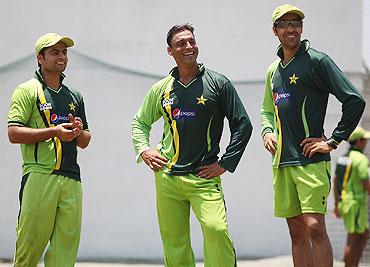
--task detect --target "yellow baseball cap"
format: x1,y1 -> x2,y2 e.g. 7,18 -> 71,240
35,33 -> 74,54
348,127 -> 370,142
272,4 -> 305,24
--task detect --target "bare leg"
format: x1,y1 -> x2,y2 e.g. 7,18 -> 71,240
287,215 -> 313,267
344,230 -> 369,267
303,213 -> 333,267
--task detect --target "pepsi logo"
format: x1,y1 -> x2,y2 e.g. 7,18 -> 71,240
51,114 -> 58,124
172,108 -> 196,119
274,92 -> 290,104
173,108 -> 181,119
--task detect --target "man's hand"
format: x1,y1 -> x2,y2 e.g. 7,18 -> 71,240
141,148 -> 168,172
69,114 -> 83,132
197,162 -> 226,179
263,132 -> 277,156
300,137 -> 333,158
54,123 -> 80,142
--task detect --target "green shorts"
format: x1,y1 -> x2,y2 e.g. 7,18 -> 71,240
339,200 -> 369,234
273,161 -> 331,218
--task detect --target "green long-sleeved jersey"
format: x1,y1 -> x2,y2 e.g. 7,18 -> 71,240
132,64 -> 252,175
261,40 -> 365,168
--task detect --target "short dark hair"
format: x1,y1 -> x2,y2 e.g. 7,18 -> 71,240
37,47 -> 47,68
166,23 -> 195,47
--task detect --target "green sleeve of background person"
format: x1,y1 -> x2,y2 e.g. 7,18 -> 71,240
312,55 -> 365,143
260,60 -> 279,167
132,75 -> 173,162
218,80 -> 252,172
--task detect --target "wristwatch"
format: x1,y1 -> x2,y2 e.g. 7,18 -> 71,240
326,138 -> 339,150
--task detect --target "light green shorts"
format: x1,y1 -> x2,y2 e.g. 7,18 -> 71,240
273,161 -> 331,218
339,200 -> 369,234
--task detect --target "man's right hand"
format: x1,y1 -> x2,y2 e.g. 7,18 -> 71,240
263,132 -> 277,156
141,148 -> 168,172
54,123 -> 80,142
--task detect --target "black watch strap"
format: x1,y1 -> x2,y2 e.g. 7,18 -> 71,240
326,138 -> 339,150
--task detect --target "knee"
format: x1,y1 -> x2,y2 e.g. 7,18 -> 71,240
202,218 -> 228,237
306,220 -> 327,242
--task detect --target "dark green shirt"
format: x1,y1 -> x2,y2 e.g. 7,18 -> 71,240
8,70 -> 89,181
132,64 -> 252,174
261,40 -> 365,168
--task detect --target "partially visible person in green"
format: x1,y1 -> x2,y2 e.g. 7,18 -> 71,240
333,127 -> 370,267
132,23 -> 252,267
260,4 -> 365,267
8,33 -> 91,267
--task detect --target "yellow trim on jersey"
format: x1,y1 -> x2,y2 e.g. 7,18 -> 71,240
163,78 -> 180,169
341,163 -> 352,200
54,138 -> 62,170
275,105 -> 282,166
37,82 -> 63,170
37,83 -> 51,126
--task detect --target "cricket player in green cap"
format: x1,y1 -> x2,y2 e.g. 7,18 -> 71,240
8,32 -> 91,266
261,4 -> 365,266
334,127 -> 370,267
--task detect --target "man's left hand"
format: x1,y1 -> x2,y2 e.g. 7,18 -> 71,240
69,114 -> 83,130
300,137 -> 333,158
197,162 -> 226,179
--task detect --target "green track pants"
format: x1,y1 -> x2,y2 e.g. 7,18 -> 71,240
155,171 -> 236,267
14,172 -> 82,267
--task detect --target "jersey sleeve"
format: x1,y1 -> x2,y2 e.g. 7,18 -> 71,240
218,80 -> 253,173
131,85 -> 163,162
8,86 -> 34,127
315,56 -> 365,143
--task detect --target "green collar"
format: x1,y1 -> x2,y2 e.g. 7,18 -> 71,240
169,63 -> 205,80
34,69 -> 66,87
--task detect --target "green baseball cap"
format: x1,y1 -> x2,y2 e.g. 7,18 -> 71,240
348,127 -> 370,142
35,33 -> 74,54
272,4 -> 305,24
